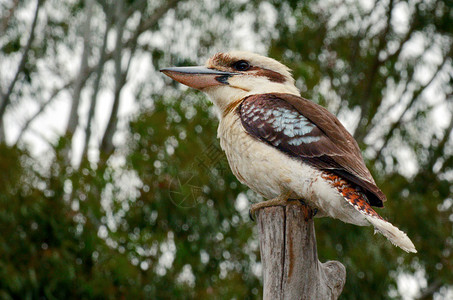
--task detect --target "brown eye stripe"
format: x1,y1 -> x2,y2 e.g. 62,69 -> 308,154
252,67 -> 286,83
207,53 -> 287,83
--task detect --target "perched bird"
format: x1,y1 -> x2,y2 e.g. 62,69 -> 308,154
161,51 -> 416,253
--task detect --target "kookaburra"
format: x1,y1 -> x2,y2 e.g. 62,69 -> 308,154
161,51 -> 416,253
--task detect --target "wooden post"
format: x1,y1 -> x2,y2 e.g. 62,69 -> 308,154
256,202 -> 346,300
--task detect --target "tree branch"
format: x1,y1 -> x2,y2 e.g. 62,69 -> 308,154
99,3 -> 129,159
416,279 -> 442,300
123,0 -> 181,50
99,4 -> 146,163
79,5 -> 113,167
354,0 -> 394,142
425,101 -> 453,172
373,51 -> 450,162
95,0 -> 181,163
14,81 -> 73,145
0,0 -> 43,132
64,0 -> 94,139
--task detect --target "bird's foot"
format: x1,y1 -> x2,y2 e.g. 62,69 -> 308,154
249,189 -> 293,221
249,196 -> 319,221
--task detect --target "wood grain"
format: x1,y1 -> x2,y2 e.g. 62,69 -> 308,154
257,202 -> 346,299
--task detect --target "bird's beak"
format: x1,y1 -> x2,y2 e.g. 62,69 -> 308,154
160,66 -> 237,90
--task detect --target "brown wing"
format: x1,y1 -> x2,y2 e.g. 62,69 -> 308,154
239,93 -> 386,207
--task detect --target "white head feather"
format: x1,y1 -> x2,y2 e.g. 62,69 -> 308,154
203,51 -> 300,116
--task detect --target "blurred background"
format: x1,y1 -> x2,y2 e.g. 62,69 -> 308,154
0,0 -> 452,299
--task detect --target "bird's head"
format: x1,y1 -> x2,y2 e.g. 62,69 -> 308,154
161,51 -> 300,116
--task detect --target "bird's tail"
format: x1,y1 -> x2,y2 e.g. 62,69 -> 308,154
322,172 -> 417,253
346,191 -> 417,253
364,214 -> 417,253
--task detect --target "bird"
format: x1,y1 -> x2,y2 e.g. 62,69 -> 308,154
161,51 -> 416,253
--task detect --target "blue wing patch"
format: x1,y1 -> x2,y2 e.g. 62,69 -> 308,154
240,98 -> 321,148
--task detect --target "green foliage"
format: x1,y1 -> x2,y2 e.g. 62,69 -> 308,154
1,35 -> 21,54
119,93 -> 261,298
0,94 -> 262,299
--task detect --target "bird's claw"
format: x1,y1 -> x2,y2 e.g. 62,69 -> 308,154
313,208 -> 318,217
249,208 -> 255,221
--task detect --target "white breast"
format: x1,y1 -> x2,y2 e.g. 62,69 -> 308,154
218,113 -> 318,200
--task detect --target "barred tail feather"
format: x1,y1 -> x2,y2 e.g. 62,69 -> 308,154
321,172 -> 417,253
365,215 -> 417,253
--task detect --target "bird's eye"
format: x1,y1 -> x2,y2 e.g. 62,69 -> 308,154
233,60 -> 251,71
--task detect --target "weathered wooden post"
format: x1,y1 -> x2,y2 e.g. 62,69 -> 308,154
256,202 -> 346,299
